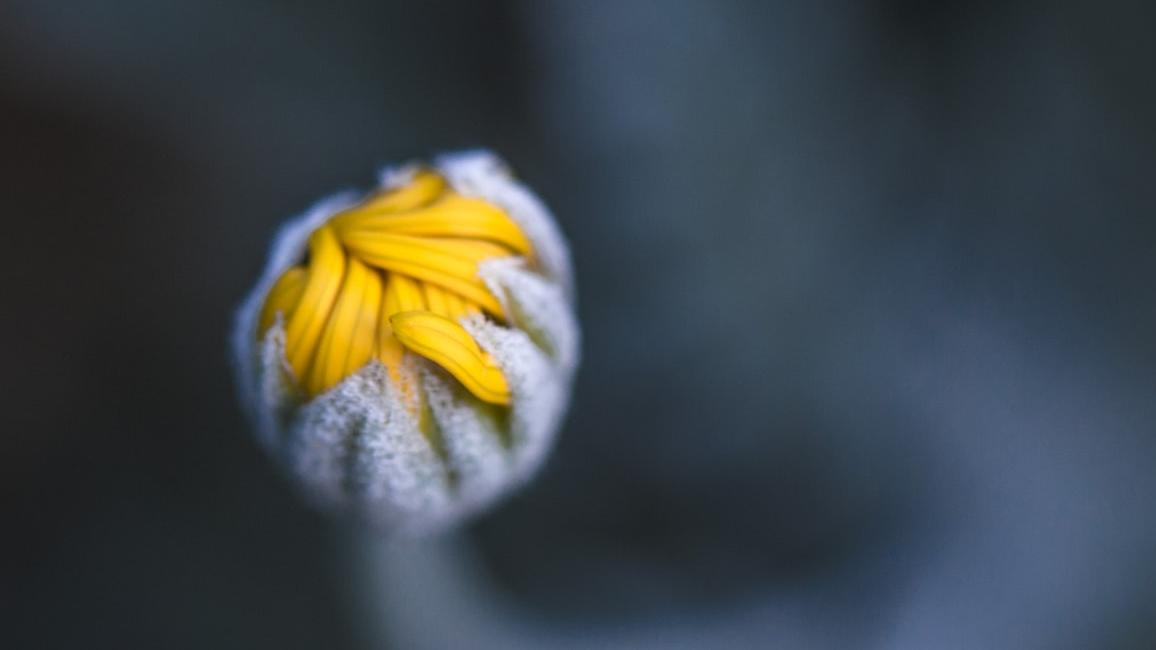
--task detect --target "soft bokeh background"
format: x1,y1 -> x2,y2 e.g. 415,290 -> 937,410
2,1 -> 1154,648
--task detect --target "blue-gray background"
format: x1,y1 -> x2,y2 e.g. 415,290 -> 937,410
2,1 -> 1154,648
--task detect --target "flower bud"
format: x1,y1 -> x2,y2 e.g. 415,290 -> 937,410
232,151 -> 579,535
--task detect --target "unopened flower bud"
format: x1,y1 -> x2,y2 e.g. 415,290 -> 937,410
232,151 -> 579,535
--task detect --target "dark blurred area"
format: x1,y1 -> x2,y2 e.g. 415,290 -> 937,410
2,1 -> 1154,648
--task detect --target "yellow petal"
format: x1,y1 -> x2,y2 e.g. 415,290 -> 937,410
377,273 -> 425,371
383,272 -> 426,315
341,232 -> 508,316
441,290 -> 470,321
364,170 -> 447,212
307,256 -> 377,395
391,311 -> 510,405
331,170 -> 446,229
285,226 -> 346,384
337,194 -> 532,255
342,261 -> 382,380
422,282 -> 472,321
258,266 -> 307,336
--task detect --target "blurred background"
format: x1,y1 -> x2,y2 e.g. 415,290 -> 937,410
2,1 -> 1155,648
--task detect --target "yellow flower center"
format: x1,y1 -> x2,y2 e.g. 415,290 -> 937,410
257,170 -> 531,404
